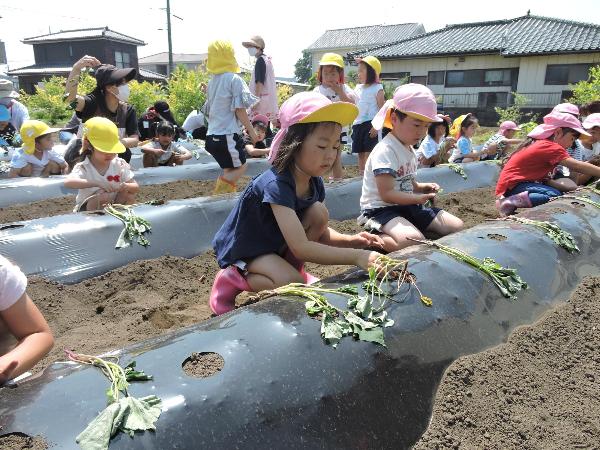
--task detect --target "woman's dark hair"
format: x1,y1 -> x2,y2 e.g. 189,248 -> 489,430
155,121 -> 175,136
272,121 -> 339,173
428,120 -> 449,139
361,62 -> 377,85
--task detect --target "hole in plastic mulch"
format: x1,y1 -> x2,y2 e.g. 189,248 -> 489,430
182,352 -> 224,378
0,223 -> 25,231
487,233 -> 508,241
0,432 -> 49,450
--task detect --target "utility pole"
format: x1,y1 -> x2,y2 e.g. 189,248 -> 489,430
166,0 -> 173,76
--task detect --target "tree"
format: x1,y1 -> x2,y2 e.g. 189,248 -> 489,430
569,65 -> 600,106
294,50 -> 312,83
166,65 -> 209,124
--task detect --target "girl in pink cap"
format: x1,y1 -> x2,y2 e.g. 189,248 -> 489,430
209,92 -> 385,315
481,121 -> 524,160
495,111 -> 600,216
566,113 -> 600,185
358,84 -> 464,252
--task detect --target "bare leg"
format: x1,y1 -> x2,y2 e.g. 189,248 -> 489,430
41,160 -> 61,177
246,254 -> 303,291
425,210 -> 464,236
358,152 -> 370,175
380,216 -> 426,252
546,178 -> 577,192
19,164 -> 34,177
143,152 -> 158,168
222,163 -> 247,184
331,149 -> 343,180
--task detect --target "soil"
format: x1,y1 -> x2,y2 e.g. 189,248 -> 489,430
0,433 -> 48,450
24,187 -> 497,373
182,352 -> 225,378
414,276 -> 600,449
0,166 -> 361,224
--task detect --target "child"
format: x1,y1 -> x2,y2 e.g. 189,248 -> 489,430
64,117 -> 138,212
244,114 -> 270,158
448,114 -> 480,163
9,120 -> 68,178
495,111 -> 600,216
140,121 -> 192,167
313,53 -> 357,180
481,121 -> 523,160
358,84 -> 464,252
204,40 -> 260,194
352,56 -> 385,175
415,118 -> 454,168
555,113 -> 600,186
0,105 -> 20,147
210,91 -> 385,315
0,255 -> 54,385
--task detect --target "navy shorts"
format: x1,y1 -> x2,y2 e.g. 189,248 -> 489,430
359,204 -> 441,233
205,133 -> 246,169
351,121 -> 379,153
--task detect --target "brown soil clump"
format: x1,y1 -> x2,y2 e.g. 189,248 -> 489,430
0,433 -> 48,450
182,352 -> 225,378
415,276 -> 600,449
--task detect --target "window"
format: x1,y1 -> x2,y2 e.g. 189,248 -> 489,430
545,63 -> 595,85
115,51 -> 131,69
428,71 -> 445,85
410,76 -> 427,85
380,71 -> 410,81
156,64 -> 168,75
446,68 -> 516,87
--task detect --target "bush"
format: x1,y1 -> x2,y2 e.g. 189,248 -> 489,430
294,50 -> 312,84
19,76 -> 72,125
277,84 -> 293,106
569,65 -> 600,106
345,70 -> 358,89
166,65 -> 209,125
494,92 -> 530,125
128,80 -> 165,116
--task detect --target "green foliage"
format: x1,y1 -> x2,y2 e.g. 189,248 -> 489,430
277,83 -> 293,106
345,70 -> 358,88
518,121 -> 538,137
166,65 -> 209,124
19,76 -> 72,125
494,92 -> 530,125
381,76 -> 409,100
569,65 -> 600,106
127,80 -> 165,116
307,73 -> 318,90
294,49 -> 313,83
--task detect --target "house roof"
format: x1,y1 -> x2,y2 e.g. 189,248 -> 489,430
22,27 -> 146,46
8,64 -> 166,81
307,23 -> 425,51
138,52 -> 207,64
355,14 -> 600,59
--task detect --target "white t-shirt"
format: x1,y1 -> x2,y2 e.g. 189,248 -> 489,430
206,73 -> 258,136
10,148 -> 66,177
415,134 -> 441,167
449,136 -> 473,162
0,255 -> 27,311
68,156 -> 134,210
313,84 -> 357,134
182,110 -> 207,132
353,83 -> 383,125
147,141 -> 186,164
360,133 -> 418,211
1,99 -> 30,130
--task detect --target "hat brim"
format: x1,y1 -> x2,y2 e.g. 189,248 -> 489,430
87,136 -> 126,154
299,102 -> 358,127
99,68 -> 137,86
318,61 -> 344,69
0,90 -> 19,99
242,41 -> 261,48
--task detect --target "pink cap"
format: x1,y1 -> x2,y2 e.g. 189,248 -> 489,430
251,114 -> 269,126
268,91 -> 358,163
583,113 -> 600,130
528,111 -> 590,140
552,103 -> 580,116
499,121 -> 521,135
371,83 -> 441,131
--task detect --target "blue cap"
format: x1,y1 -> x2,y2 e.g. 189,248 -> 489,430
0,105 -> 10,121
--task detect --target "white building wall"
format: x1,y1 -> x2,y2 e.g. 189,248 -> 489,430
516,53 -> 600,92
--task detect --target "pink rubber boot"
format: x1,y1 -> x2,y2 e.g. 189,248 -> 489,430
283,250 -> 320,285
495,191 -> 532,217
209,266 -> 251,315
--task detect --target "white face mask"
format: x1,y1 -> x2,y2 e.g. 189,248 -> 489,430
117,84 -> 130,102
247,47 -> 258,57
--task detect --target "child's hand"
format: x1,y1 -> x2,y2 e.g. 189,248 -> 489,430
368,127 -> 378,138
417,193 -> 436,204
352,232 -> 385,250
0,359 -> 18,384
424,183 -> 440,193
356,250 -> 384,271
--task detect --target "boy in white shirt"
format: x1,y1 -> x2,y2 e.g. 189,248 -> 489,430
9,120 -> 68,178
359,84 -> 464,251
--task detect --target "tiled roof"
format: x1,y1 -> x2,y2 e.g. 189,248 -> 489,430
8,65 -> 71,75
22,27 -> 145,46
138,68 -> 167,81
139,52 -> 207,64
355,15 -> 600,59
307,23 -> 425,50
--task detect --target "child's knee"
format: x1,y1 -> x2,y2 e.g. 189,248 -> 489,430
20,164 -> 33,176
303,202 -> 329,227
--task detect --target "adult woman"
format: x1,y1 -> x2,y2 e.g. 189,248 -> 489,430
242,36 -> 279,124
64,55 -> 139,167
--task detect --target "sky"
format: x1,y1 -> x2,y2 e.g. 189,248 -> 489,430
1,0 -> 599,78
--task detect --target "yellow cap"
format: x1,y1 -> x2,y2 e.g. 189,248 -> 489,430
359,56 -> 382,76
319,53 -> 345,69
207,40 -> 240,75
82,117 -> 125,154
299,102 -> 358,127
450,114 -> 470,139
20,120 -> 60,155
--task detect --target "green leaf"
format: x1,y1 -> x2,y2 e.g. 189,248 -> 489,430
120,395 -> 162,433
76,402 -> 125,450
354,295 -> 373,318
321,313 -> 346,348
345,311 -> 378,330
357,328 -> 386,346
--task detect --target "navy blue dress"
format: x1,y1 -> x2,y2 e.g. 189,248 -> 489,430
213,167 -> 326,268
